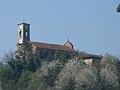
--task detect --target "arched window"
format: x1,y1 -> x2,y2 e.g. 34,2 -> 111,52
19,31 -> 22,37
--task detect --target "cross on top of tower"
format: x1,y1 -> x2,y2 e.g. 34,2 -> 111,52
67,37 -> 69,42
23,19 -> 25,23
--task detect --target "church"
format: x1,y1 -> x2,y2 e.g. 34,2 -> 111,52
17,22 -> 76,60
17,22 -> 102,65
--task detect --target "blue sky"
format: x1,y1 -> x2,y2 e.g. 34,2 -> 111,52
0,0 -> 120,58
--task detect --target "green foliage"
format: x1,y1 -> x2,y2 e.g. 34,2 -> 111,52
28,61 -> 63,90
18,70 -> 32,88
1,51 -> 120,90
77,51 -> 88,59
38,49 -> 74,63
0,51 -> 41,90
0,65 -> 12,80
0,64 -> 17,90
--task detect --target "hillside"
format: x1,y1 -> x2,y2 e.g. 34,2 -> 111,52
0,51 -> 120,90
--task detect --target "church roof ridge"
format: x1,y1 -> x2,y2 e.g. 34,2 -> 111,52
31,41 -> 64,46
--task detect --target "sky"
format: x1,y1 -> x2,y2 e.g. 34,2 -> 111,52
0,0 -> 120,58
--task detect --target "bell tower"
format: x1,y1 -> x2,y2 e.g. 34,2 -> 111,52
18,22 -> 30,44
17,22 -> 31,61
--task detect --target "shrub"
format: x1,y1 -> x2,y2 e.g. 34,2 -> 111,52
28,60 -> 63,90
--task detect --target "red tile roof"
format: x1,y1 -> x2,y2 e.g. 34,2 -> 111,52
31,41 -> 74,52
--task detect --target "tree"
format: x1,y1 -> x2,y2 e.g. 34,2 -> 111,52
75,66 -> 99,90
100,67 -> 119,90
0,64 -> 16,90
28,60 -> 63,90
18,70 -> 32,89
55,59 -> 86,90
2,50 -> 15,64
77,51 -> 88,59
100,54 -> 120,90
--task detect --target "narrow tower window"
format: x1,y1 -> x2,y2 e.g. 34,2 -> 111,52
19,31 -> 22,37
25,32 -> 28,37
